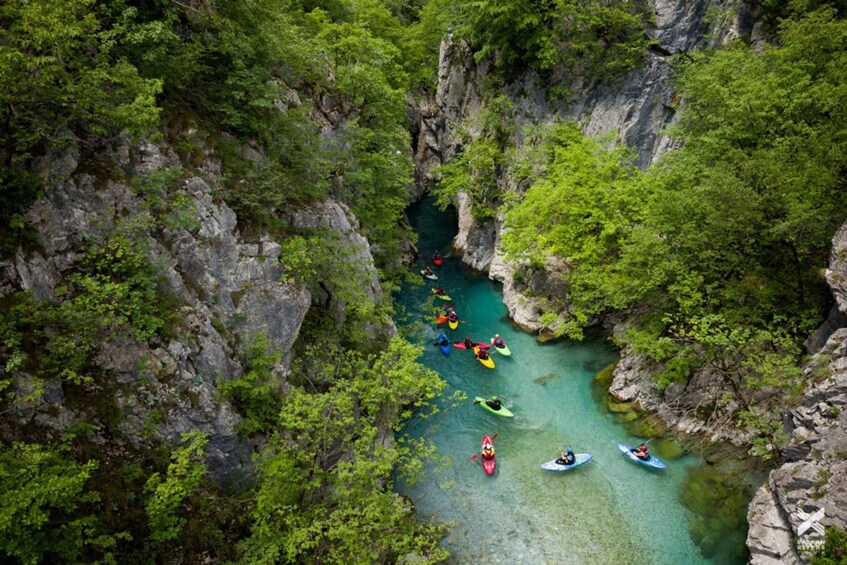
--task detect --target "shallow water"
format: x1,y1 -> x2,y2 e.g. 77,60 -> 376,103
395,199 -> 748,564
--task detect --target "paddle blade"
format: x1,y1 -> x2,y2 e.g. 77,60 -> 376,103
492,433 -> 498,441
469,454 -> 478,462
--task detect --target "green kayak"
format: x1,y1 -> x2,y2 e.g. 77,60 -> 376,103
474,397 -> 513,417
490,338 -> 512,356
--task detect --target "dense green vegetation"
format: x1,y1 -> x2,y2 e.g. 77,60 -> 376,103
412,0 -> 654,79
0,0 -> 450,561
501,7 -> 847,457
239,338 -> 448,563
2,0 -> 847,560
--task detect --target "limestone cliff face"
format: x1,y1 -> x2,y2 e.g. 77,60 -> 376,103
745,224 -> 847,564
0,135 -> 383,484
416,0 -> 754,332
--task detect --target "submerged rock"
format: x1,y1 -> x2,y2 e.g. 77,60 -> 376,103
532,373 -> 558,385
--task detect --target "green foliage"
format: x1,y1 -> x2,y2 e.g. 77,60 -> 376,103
219,334 -> 283,437
434,97 -> 515,219
449,0 -> 654,77
0,0 -> 162,162
500,10 -> 847,447
144,431 -> 208,545
0,443 -> 101,564
0,219 -> 178,401
0,0 -> 162,252
131,166 -> 202,232
238,338 -> 448,564
502,122 -> 644,336
811,526 -> 847,565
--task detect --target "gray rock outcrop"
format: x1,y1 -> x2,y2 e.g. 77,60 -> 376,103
0,135 -> 387,484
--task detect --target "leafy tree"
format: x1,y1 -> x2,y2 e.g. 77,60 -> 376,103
219,334 -> 283,437
434,97 -> 515,219
502,122 -> 645,335
450,0 -> 654,77
0,443 -> 100,563
0,0 -> 161,248
238,338 -> 448,564
144,431 -> 208,545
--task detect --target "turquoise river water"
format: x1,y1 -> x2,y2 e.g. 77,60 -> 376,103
395,199 -> 750,564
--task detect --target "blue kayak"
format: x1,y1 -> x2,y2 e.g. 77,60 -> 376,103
540,453 -> 592,472
437,333 -> 451,356
618,443 -> 666,469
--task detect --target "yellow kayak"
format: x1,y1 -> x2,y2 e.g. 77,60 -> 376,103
473,347 -> 495,369
448,318 -> 459,330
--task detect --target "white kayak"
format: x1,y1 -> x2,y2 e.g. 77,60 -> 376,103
540,454 -> 592,472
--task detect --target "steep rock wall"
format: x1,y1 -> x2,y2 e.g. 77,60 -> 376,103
0,135 -> 383,484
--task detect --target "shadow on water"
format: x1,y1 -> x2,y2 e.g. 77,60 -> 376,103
395,197 -> 759,564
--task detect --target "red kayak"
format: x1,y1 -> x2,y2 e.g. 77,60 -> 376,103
453,341 -> 490,350
480,434 -> 496,475
432,256 -> 443,266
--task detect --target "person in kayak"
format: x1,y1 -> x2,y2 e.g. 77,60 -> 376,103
556,446 -> 576,466
433,250 -> 442,261
486,397 -> 502,411
464,336 -> 474,349
481,442 -> 495,461
443,302 -> 455,313
476,347 -> 490,361
447,311 -> 459,324
423,264 -> 434,276
493,334 -> 505,347
433,335 -> 449,347
433,287 -> 447,295
632,443 -> 650,460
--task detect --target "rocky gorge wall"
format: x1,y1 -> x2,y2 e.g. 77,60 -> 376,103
0,133 -> 384,485
416,0 -> 755,330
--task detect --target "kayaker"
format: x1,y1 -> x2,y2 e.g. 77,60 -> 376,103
443,302 -> 455,313
556,446 -> 576,466
486,397 -> 502,411
481,443 -> 495,461
476,347 -> 490,361
423,265 -> 434,276
448,311 -> 459,323
493,334 -> 505,347
632,443 -> 650,460
433,250 -> 441,261
464,336 -> 474,349
434,287 -> 446,295
433,335 -> 448,347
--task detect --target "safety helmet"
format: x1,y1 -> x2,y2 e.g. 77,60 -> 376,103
567,446 -> 573,452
